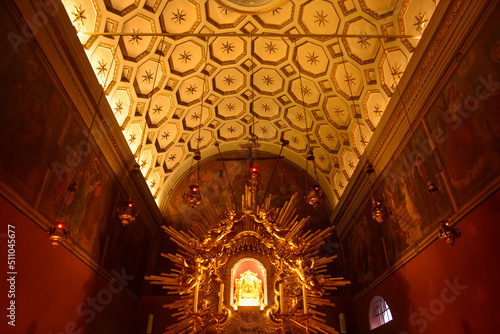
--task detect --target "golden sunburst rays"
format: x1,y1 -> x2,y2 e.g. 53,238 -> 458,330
147,193 -> 350,333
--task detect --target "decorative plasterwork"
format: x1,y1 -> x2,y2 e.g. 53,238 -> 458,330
63,0 -> 440,208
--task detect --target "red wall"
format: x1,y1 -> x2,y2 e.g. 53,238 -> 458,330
353,190 -> 500,334
0,195 -> 139,334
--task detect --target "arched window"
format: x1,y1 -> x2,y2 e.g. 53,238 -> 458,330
369,295 -> 393,330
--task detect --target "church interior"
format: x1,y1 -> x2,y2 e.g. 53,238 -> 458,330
1,0 -> 499,333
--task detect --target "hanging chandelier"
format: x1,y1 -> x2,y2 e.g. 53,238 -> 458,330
305,185 -> 324,209
371,198 -> 390,224
438,220 -> 461,246
117,199 -> 139,226
47,220 -> 70,246
184,184 -> 202,208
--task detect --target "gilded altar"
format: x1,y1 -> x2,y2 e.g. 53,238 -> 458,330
146,190 -> 350,333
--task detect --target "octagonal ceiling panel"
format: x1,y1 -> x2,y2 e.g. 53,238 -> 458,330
216,97 -> 246,120
108,87 -> 134,128
183,105 -> 211,130
205,1 -> 245,28
341,148 -> 359,178
351,122 -> 372,157
252,68 -> 285,95
138,147 -> 154,177
253,1 -> 295,29
213,68 -> 246,95
218,121 -> 246,141
120,14 -> 156,62
64,0 -> 101,48
332,60 -> 364,100
399,0 -> 438,51
333,170 -> 348,198
211,36 -> 246,65
133,58 -> 166,97
160,0 -> 201,34
322,95 -> 351,129
164,146 -> 186,172
147,93 -> 174,126
299,0 -> 340,36
148,169 -> 162,197
363,89 -> 387,130
177,76 -> 207,106
90,43 -> 119,91
169,40 -> 205,76
253,37 -> 289,65
342,17 -> 380,65
284,106 -> 314,132
253,121 -> 278,141
155,122 -> 180,152
188,128 -> 215,151
282,130 -> 307,153
294,41 -> 329,77
316,123 -> 341,154
379,47 -> 408,96
313,147 -> 332,173
252,97 -> 281,120
289,77 -> 321,107
125,120 -> 144,155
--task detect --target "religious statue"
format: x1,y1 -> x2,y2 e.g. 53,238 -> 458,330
234,270 -> 264,307
209,209 -> 243,243
287,284 -> 304,314
284,257 -> 325,297
178,256 -> 212,295
284,237 -> 309,256
252,209 -> 288,241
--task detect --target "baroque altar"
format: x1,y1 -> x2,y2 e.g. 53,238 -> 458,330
146,188 -> 350,333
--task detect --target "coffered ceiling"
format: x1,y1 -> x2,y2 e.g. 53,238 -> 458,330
61,0 -> 440,210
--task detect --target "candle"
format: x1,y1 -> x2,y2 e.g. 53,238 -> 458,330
218,283 -> 224,313
194,284 -> 199,313
146,314 -> 153,334
279,283 -> 284,314
339,313 -> 347,333
302,285 -> 308,314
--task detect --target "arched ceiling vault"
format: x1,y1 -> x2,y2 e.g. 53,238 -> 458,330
61,0 -> 442,213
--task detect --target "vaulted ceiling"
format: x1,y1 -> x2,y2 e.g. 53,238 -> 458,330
61,0 -> 440,211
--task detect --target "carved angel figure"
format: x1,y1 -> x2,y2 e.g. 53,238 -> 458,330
285,257 -> 325,297
252,209 -> 288,241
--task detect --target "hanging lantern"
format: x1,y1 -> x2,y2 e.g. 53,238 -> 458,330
131,162 -> 142,175
438,220 -> 461,246
184,185 -> 202,208
117,200 -> 139,226
248,166 -> 261,194
47,220 -> 70,246
306,148 -> 315,161
366,164 -> 375,175
305,185 -> 324,209
371,199 -> 390,223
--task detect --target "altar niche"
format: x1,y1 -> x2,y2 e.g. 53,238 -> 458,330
231,258 -> 267,311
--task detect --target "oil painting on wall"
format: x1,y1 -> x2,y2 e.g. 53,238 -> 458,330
0,5 -> 150,297
341,204 -> 387,296
425,6 -> 500,205
375,125 -> 450,265
0,15 -> 68,203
